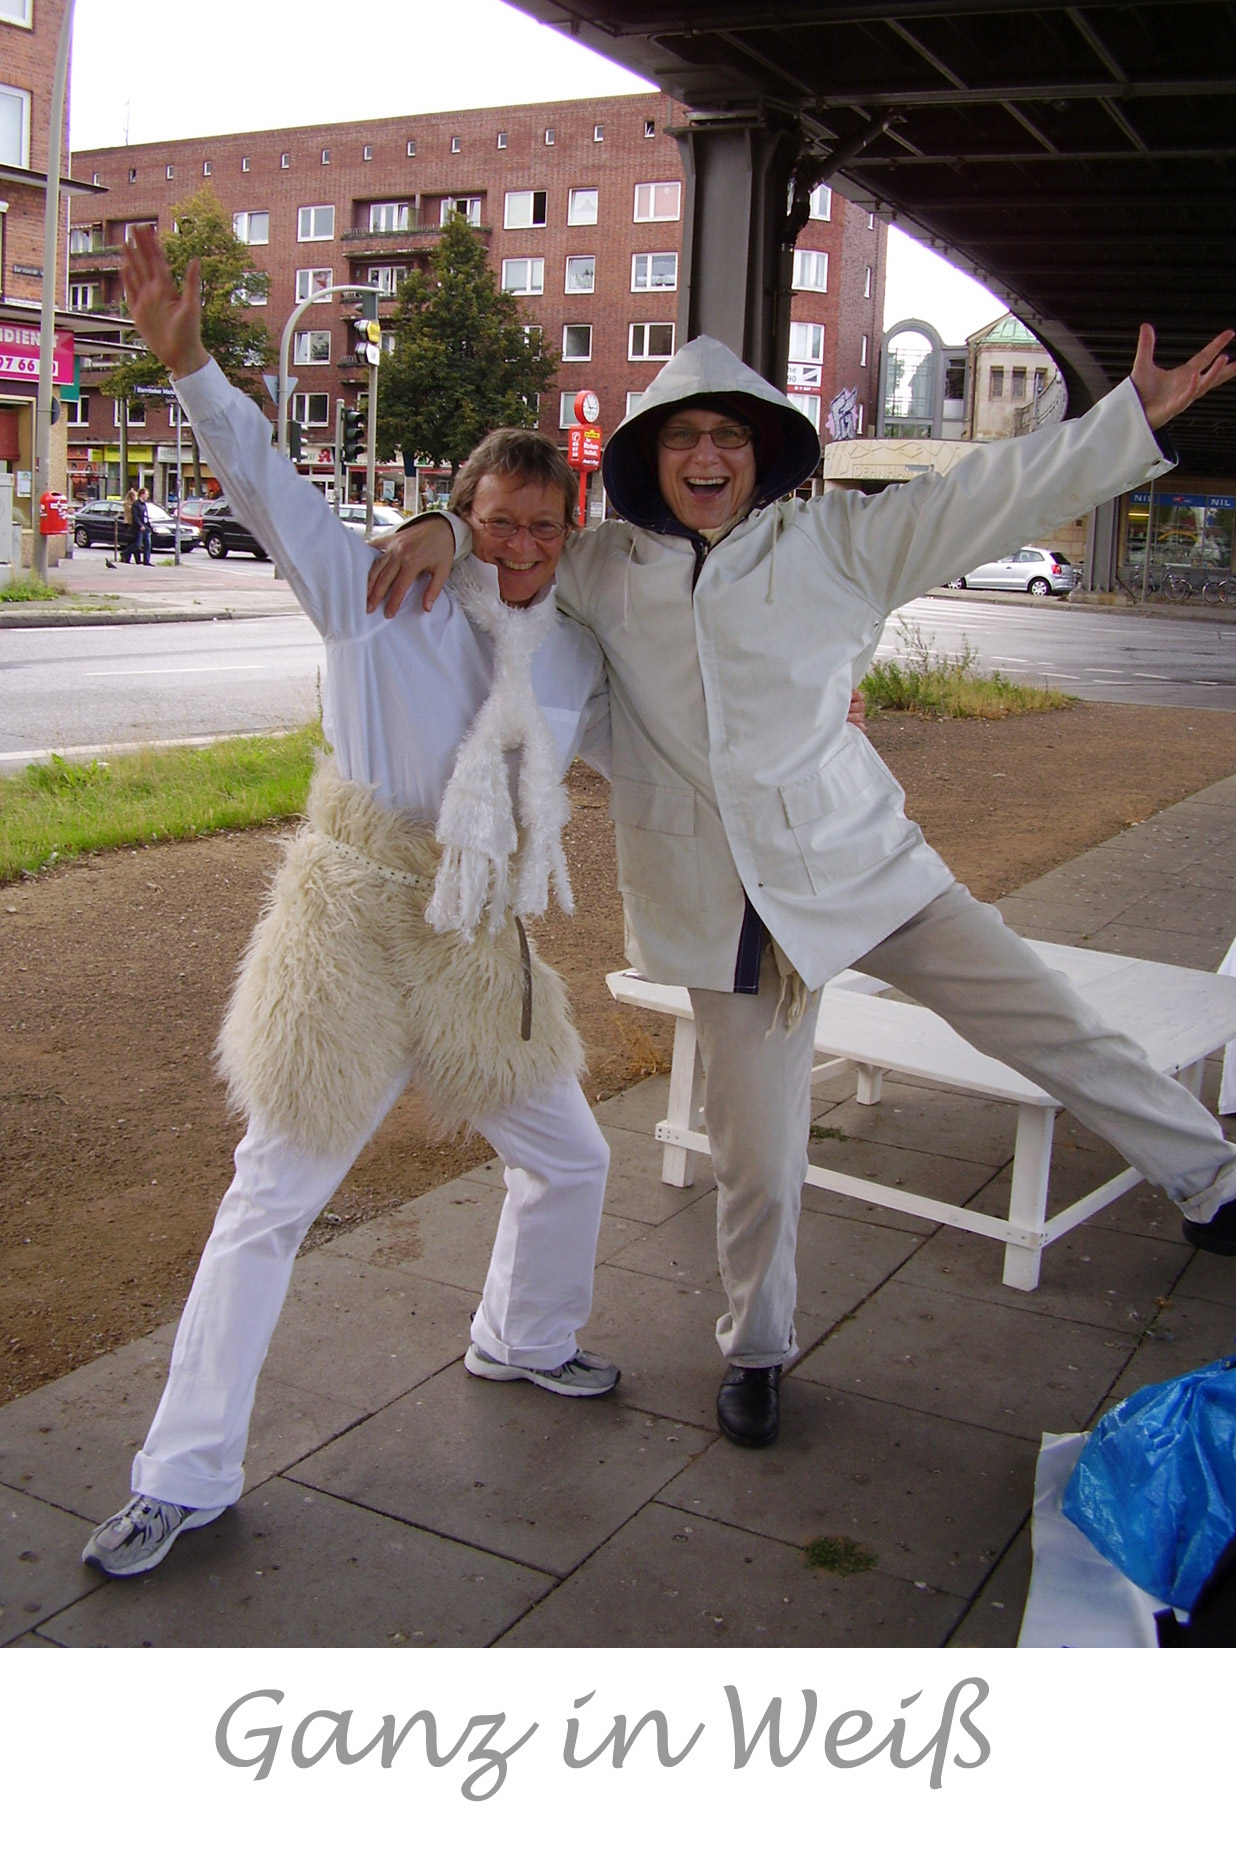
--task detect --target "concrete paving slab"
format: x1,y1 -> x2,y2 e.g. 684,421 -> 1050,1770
1103,1295 -> 1236,1406
40,1478 -> 553,1648
0,1487 -> 100,1646
332,1191 -> 643,1288
289,1366 -> 710,1578
574,1267 -> 732,1429
1109,882 -> 1236,939
1080,922 -> 1230,967
812,1076 -> 1031,1168
1176,1246 -> 1236,1308
500,1503 -> 964,1648
994,896 -> 1140,940
261,1251 -> 476,1406
947,1525 -> 1032,1648
591,1072 -> 676,1134
794,1278 -> 1135,1439
798,1134 -> 998,1238
473,1122 -> 717,1227
896,1217 -> 1191,1335
658,1379 -> 1037,1599
966,1146 -> 1188,1245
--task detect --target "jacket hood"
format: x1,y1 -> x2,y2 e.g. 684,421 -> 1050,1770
602,334 -> 822,532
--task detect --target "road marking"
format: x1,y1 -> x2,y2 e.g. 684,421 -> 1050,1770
82,664 -> 275,678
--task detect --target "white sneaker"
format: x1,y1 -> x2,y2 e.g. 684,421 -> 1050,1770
81,1494 -> 226,1577
465,1343 -> 620,1398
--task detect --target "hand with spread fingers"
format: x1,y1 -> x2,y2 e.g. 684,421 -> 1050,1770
1131,323 -> 1236,430
366,512 -> 456,615
120,225 -> 210,383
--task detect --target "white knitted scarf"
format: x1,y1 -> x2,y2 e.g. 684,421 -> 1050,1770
426,560 -> 574,942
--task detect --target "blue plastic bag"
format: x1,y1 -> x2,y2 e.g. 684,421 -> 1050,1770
1062,1353 -> 1236,1612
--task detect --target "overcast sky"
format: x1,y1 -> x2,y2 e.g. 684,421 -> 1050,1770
67,0 -> 1007,343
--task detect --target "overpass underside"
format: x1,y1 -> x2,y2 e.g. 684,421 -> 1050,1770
518,2 -> 1236,478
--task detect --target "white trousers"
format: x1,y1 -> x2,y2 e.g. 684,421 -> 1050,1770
132,1071 -> 609,1510
690,882 -> 1236,1369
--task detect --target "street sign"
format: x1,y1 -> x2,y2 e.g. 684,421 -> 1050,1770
263,372 -> 298,406
567,423 -> 602,470
132,385 -> 178,399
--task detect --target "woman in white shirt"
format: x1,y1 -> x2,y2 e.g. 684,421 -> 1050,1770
82,227 -> 617,1580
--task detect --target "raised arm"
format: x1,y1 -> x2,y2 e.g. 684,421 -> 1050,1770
121,227 -> 373,641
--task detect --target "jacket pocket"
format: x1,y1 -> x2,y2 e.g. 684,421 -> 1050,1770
777,740 -> 909,894
608,775 -> 700,905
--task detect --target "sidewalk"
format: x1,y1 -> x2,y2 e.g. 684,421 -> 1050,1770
3,777 -> 1236,1648
1,550 -> 305,626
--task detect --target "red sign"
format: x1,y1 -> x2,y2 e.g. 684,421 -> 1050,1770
567,423 -> 602,470
0,324 -> 74,385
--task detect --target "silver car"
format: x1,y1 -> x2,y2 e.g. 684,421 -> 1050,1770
948,546 -> 1079,597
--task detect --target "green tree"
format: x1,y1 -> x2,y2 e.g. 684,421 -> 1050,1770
376,213 -> 558,477
104,184 -> 274,491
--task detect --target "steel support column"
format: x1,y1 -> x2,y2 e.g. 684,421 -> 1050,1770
672,114 -> 803,389
1081,495 -> 1121,595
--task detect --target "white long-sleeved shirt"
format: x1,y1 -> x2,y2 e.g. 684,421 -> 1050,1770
173,358 -> 610,816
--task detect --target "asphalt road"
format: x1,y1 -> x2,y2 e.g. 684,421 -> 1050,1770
5,591 -> 1236,766
0,614 -> 325,764
885,595 -> 1236,709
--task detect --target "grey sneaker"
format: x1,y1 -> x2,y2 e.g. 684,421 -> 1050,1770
465,1343 -> 620,1398
81,1494 -> 226,1577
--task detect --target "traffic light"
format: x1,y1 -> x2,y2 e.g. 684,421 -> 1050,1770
339,407 -> 365,464
288,419 -> 303,462
350,288 -> 379,324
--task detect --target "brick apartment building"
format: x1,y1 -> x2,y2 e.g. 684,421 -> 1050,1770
2,0 -> 128,556
69,92 -> 887,507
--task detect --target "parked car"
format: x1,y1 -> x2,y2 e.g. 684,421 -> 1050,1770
336,503 -> 405,533
73,498 -> 199,552
947,547 -> 1078,597
200,500 -> 268,560
174,496 -> 220,533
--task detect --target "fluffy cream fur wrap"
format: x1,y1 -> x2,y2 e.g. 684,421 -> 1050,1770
216,756 -> 583,1156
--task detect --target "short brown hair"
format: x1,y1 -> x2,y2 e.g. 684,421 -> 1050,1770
449,427 -> 578,526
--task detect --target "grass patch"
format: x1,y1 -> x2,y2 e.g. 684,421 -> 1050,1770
0,572 -> 66,603
862,620 -> 1073,719
1,722 -> 322,882
804,1535 -> 878,1576
809,1123 -> 848,1141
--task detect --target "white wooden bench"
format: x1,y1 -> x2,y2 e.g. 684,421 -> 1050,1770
607,943 -> 1236,1291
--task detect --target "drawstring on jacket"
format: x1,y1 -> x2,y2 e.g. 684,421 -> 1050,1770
621,527 -> 637,629
766,937 -> 816,1037
765,503 -> 780,604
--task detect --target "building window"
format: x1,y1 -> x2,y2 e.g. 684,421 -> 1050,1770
561,324 -> 592,361
867,212 -> 876,230
165,165 -> 175,180
626,390 -> 646,416
634,181 -> 680,222
123,220 -> 157,242
558,391 -> 578,429
860,334 -> 869,367
281,153 -> 290,169
792,249 -> 828,291
69,283 -> 95,310
292,392 -> 330,427
794,394 -> 822,430
564,255 -> 595,294
631,251 -> 677,292
167,401 -> 190,428
233,210 -> 269,245
64,394 -> 90,426
501,257 -> 544,295
362,145 -> 372,162
544,127 -> 555,146
856,401 -> 865,434
69,225 -> 101,254
128,167 -> 137,183
91,172 -> 99,184
367,265 -> 407,298
864,265 -> 872,298
298,204 -> 336,241
1034,367 -> 1048,398
505,189 -> 547,229
808,183 -> 831,220
1011,366 -> 1027,400
114,399 -> 146,428
321,148 -> 330,165
406,140 -> 416,157
202,161 -> 211,177
242,157 -> 250,173
593,124 -> 604,142
644,119 -> 656,138
450,136 -> 461,154
295,267 -> 332,301
0,0 -> 33,22
293,330 -> 331,364
496,131 -> 507,150
989,367 -> 1005,399
629,322 -> 675,360
788,322 -> 824,363
523,324 -> 541,338
439,196 -> 481,227
233,278 -> 268,306
567,187 -> 598,226
370,201 -> 410,233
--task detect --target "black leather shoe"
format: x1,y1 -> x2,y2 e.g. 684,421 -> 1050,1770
1183,1199 -> 1236,1256
716,1364 -> 781,1447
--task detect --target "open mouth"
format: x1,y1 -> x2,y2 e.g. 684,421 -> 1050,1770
683,475 -> 730,498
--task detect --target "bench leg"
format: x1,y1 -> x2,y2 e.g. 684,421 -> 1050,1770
855,1063 -> 884,1106
661,1015 -> 702,1187
1002,1104 -> 1055,1291
1178,1058 -> 1205,1100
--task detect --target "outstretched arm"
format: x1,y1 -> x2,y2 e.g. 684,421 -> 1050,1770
120,225 -> 210,380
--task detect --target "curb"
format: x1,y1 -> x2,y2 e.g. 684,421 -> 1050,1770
0,606 -> 289,629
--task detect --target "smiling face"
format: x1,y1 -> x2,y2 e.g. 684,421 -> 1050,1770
464,471 -> 570,606
655,408 -> 758,532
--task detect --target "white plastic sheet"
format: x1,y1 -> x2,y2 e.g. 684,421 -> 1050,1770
1019,1433 -> 1164,1647
1219,935 -> 1236,1115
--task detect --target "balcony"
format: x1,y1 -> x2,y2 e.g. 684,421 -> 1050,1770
68,246 -> 125,273
341,222 -> 492,262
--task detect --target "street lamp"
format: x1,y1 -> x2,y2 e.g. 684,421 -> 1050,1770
32,0 -> 76,583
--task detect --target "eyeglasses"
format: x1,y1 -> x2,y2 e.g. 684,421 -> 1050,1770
470,516 -> 568,542
658,422 -> 753,451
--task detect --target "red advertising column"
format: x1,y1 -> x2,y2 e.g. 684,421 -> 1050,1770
567,388 -> 603,525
